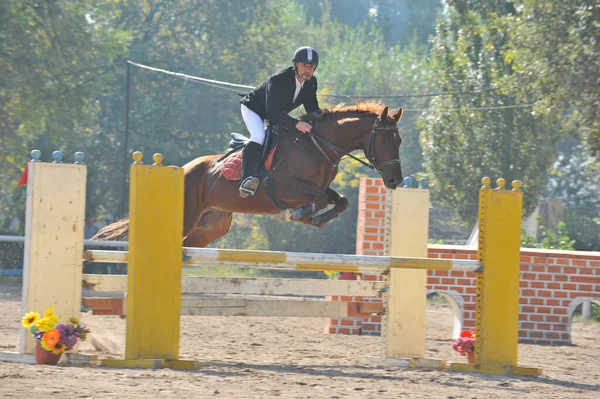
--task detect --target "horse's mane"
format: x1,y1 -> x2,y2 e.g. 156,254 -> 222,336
300,100 -> 387,124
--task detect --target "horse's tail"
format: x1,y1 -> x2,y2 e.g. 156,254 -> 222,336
92,217 -> 130,241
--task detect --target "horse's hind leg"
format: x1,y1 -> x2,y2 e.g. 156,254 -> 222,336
183,210 -> 233,248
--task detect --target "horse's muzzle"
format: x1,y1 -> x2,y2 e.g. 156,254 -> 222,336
379,159 -> 402,190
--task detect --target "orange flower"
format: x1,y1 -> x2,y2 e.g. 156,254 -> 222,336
42,329 -> 60,347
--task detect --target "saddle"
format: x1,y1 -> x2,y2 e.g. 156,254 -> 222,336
221,124 -> 279,181
219,124 -> 288,210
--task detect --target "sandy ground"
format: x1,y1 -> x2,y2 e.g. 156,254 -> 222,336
0,283 -> 599,399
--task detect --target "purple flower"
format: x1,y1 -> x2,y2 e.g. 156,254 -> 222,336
57,323 -> 78,347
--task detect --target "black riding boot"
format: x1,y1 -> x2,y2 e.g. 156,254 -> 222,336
239,141 -> 263,198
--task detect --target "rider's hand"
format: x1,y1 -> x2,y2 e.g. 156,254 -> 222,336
295,121 -> 312,134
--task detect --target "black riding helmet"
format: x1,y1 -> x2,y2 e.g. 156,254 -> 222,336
292,46 -> 319,67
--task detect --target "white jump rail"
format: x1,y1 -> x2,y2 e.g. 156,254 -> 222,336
0,235 -> 128,248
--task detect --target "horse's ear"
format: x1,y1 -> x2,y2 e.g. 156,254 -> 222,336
392,107 -> 403,123
379,106 -> 389,121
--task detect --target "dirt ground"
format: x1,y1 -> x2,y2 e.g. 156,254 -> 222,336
0,283 -> 599,399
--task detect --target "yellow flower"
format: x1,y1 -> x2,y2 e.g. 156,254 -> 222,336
49,343 -> 67,355
42,308 -> 59,328
35,317 -> 55,332
47,315 -> 59,328
40,338 -> 52,351
22,312 -> 40,328
43,307 -> 56,318
40,339 -> 66,355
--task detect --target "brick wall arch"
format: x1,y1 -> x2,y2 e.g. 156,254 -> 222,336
325,178 -> 600,345
567,298 -> 600,339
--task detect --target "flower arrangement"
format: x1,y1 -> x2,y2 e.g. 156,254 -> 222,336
452,329 -> 476,356
22,307 -> 90,355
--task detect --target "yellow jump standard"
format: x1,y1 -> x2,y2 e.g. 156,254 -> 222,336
101,152 -> 200,370
449,178 -> 541,376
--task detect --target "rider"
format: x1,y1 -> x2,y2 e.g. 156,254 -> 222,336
238,46 -> 321,198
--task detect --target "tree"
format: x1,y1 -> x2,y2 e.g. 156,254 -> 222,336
421,0 -> 561,224
0,0 -> 128,231
546,136 -> 600,251
504,0 -> 600,160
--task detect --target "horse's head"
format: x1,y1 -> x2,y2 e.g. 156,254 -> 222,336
364,106 -> 404,189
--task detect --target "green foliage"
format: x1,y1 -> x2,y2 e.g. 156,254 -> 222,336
573,302 -> 600,323
546,137 -> 600,251
505,0 -> 600,159
0,0 -> 129,226
421,0 -> 561,224
295,0 -> 441,46
521,217 -> 576,250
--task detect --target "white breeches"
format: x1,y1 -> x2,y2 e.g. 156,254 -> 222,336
241,104 -> 265,145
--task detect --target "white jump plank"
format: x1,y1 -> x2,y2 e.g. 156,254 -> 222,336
82,275 -> 385,297
180,298 -> 352,318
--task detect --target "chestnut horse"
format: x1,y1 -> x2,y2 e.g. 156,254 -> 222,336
95,101 -> 404,247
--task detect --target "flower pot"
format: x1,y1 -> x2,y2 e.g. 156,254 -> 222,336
35,341 -> 62,365
467,351 -> 475,364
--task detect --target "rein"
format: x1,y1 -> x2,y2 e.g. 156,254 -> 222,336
309,133 -> 373,169
309,117 -> 400,172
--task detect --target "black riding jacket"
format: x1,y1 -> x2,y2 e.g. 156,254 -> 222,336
239,67 -> 320,129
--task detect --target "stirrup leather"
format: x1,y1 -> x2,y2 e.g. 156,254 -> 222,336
239,176 -> 260,198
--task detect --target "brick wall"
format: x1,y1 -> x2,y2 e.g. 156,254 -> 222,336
325,178 -> 600,345
324,178 -> 386,336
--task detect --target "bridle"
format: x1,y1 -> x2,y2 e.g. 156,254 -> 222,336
365,117 -> 401,175
309,117 -> 401,174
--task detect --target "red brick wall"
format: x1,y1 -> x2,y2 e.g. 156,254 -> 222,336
325,178 -> 600,345
324,178 -> 386,335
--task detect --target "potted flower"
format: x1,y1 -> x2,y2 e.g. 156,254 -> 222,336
22,307 -> 90,365
452,329 -> 476,364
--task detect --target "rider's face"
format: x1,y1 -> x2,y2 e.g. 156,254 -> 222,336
295,62 -> 316,81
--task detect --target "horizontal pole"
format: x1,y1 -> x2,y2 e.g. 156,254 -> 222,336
84,248 -> 481,272
0,235 -> 24,243
0,235 -> 128,248
388,257 -> 481,272
84,240 -> 129,248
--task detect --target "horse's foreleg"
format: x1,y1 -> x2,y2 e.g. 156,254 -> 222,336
183,210 -> 233,248
309,188 -> 349,228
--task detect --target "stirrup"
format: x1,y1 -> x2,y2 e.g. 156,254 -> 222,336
239,176 -> 260,198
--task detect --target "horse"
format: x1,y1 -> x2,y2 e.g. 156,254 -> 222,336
95,101 -> 404,248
